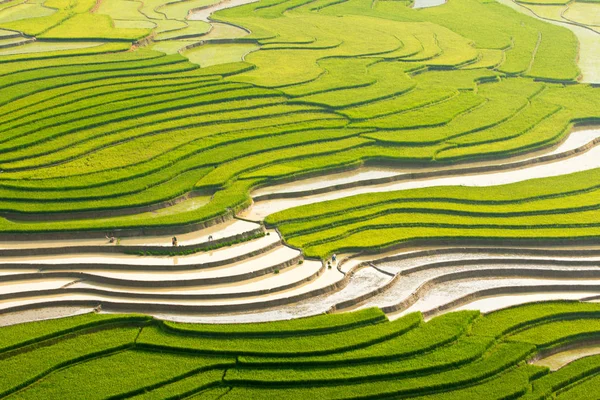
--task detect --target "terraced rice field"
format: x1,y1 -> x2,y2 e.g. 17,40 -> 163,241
2,302 -> 600,398
0,0 -> 600,396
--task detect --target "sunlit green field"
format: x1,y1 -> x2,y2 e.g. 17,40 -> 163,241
2,302 -> 600,398
0,0 -> 597,240
1,0 -> 600,396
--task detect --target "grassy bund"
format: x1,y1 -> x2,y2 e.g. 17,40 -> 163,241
1,301 -> 600,398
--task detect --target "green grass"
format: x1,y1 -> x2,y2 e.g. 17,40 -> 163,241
39,13 -> 150,40
0,1 -> 57,24
563,2 -> 600,26
0,312 -> 151,353
137,312 -> 422,356
0,0 -> 594,235
526,26 -> 579,81
365,77 -> 542,144
522,355 -> 600,400
354,90 -> 485,130
95,0 -> 146,20
0,90 -> 283,167
295,61 -> 416,108
265,164 -> 600,257
226,336 -> 494,385
411,365 -> 544,400
163,307 -> 386,337
11,350 -> 234,400
3,303 -> 600,399
238,311 -> 478,366
470,301 -> 600,338
508,319 -> 600,348
0,0 -> 598,397
223,342 -> 536,398
0,327 -> 140,397
155,20 -> 212,40
435,99 -> 561,161
127,369 -> 226,400
0,41 -> 107,56
185,43 -> 260,67
556,372 -> 600,400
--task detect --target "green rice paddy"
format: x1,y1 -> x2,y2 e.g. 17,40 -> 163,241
1,0 -> 600,396
2,302 -> 600,398
0,0 -> 597,236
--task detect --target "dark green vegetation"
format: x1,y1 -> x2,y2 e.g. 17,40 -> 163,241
2,301 -> 600,398
0,0 -> 597,242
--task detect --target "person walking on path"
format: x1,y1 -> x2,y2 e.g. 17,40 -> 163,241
172,237 -> 178,247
